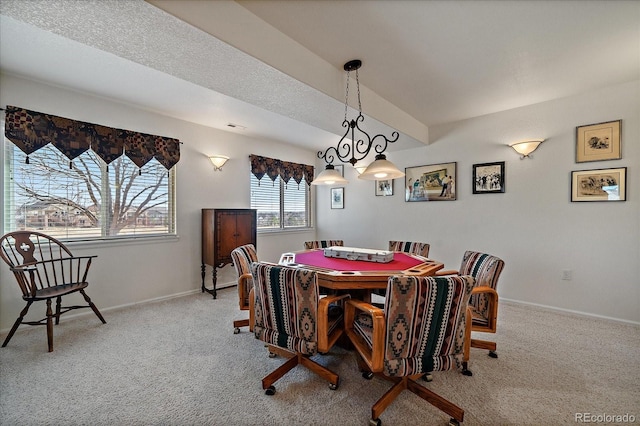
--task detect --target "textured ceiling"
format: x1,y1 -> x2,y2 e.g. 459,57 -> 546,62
237,0 -> 640,126
1,0 -> 639,155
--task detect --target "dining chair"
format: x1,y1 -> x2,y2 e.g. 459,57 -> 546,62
373,240 -> 431,302
303,240 -> 344,249
251,261 -> 349,395
345,274 -> 474,426
0,231 -> 106,352
230,244 -> 258,334
388,240 -> 430,257
436,250 -> 505,375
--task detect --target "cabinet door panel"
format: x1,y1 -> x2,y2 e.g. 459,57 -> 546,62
235,212 -> 256,247
216,211 -> 239,263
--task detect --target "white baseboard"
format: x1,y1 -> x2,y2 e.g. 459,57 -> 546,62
501,297 -> 640,326
0,288 -> 205,335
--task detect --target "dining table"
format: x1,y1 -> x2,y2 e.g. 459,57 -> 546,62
279,247 -> 444,300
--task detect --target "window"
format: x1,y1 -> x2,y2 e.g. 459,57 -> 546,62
3,137 -> 176,241
250,174 -> 311,230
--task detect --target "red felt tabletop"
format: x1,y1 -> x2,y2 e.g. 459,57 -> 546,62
295,250 -> 423,272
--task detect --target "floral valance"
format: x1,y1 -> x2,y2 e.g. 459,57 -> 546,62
4,105 -> 180,171
250,154 -> 314,187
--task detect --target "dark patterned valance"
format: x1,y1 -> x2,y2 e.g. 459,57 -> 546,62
250,154 -> 314,187
4,105 -> 180,171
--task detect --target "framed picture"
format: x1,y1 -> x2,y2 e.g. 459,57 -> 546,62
405,162 -> 456,202
331,187 -> 344,209
576,119 -> 621,163
473,161 -> 505,194
334,164 -> 344,177
571,167 -> 626,202
375,179 -> 394,196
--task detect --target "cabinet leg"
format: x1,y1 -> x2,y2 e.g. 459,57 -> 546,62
201,263 -> 206,293
201,264 -> 217,299
212,268 -> 217,299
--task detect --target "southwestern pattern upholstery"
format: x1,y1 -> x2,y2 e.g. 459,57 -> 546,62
388,240 -> 430,257
374,241 -> 431,299
458,251 -> 504,356
345,275 -> 474,425
438,250 -> 505,365
251,262 -> 349,394
230,244 -> 258,334
303,240 -> 344,249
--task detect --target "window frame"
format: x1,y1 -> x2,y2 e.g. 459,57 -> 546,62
2,135 -> 178,243
250,173 -> 312,232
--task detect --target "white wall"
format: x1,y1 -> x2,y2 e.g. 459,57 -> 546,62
0,73 -> 316,331
316,80 -> 640,323
2,74 -> 637,329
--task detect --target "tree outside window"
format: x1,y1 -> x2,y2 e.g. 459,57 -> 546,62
3,140 -> 175,240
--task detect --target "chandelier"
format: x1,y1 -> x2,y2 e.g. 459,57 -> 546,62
312,60 -> 405,185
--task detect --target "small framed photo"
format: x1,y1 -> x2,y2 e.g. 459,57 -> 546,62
571,167 -> 626,202
405,162 -> 456,202
334,164 -> 344,177
576,119 -> 621,163
473,161 -> 505,194
375,179 -> 394,196
331,187 -> 344,209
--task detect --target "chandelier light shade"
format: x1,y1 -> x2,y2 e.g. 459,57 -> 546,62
358,154 -> 405,180
209,155 -> 229,170
353,162 -> 368,175
311,164 -> 348,186
508,140 -> 544,159
315,59 -> 404,183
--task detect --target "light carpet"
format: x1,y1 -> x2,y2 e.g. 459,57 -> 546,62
1,287 -> 638,426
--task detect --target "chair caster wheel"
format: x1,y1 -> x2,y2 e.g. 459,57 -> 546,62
362,371 -> 374,380
448,418 -> 460,426
422,373 -> 433,382
329,382 -> 339,390
462,368 -> 473,376
268,352 -> 277,358
265,386 -> 276,395
488,351 -> 498,358
369,418 -> 381,426
233,327 -> 240,334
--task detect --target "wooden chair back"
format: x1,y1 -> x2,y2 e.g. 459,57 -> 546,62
0,231 -> 105,352
0,231 -> 93,298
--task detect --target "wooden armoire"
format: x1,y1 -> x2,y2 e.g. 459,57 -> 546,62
201,208 -> 257,299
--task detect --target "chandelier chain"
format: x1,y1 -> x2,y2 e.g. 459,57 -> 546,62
344,69 -> 363,121
355,68 -> 362,113
344,71 -> 350,122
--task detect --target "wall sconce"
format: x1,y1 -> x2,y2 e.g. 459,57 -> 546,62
209,155 -> 229,171
508,140 -> 544,159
